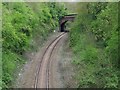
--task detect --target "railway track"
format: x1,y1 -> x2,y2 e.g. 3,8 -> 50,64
34,32 -> 66,89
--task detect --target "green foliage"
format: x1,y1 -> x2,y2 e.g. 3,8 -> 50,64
2,2 -> 67,88
106,31 -> 118,67
47,2 -> 67,27
69,2 -> 119,88
80,46 -> 98,64
2,51 -> 24,88
2,3 -> 33,53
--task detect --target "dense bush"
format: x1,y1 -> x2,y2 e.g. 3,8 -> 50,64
2,2 -> 67,88
70,2 -> 119,88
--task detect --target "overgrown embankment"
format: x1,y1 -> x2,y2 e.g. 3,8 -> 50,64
69,2 -> 119,88
2,2 -> 67,88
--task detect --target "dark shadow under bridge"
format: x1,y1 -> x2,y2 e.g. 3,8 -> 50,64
59,14 -> 77,32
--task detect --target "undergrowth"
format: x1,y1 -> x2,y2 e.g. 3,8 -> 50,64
69,2 -> 119,88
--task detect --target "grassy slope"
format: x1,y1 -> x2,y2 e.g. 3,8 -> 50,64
68,2 -> 119,88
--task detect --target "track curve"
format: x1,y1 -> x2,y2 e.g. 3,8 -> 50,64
34,32 -> 66,89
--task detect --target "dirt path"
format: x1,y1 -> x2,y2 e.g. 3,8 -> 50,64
15,32 -> 77,88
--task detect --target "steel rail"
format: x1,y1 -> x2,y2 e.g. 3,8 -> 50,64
34,32 -> 66,89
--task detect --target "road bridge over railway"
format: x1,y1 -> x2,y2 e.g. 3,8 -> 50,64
59,14 -> 77,32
